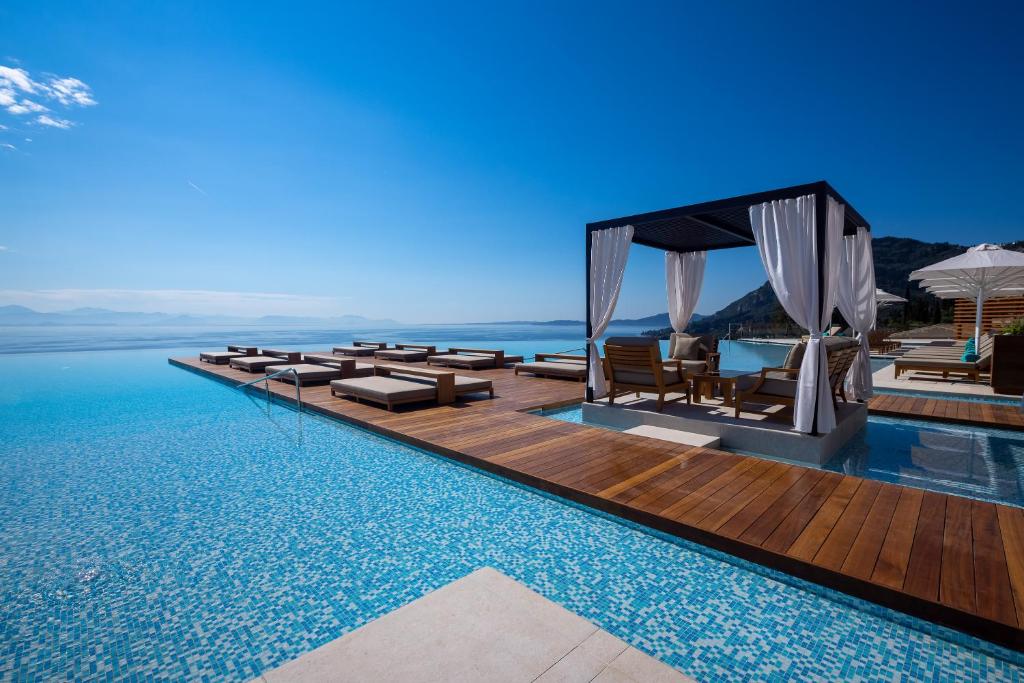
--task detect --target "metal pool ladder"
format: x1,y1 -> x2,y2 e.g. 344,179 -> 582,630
236,367 -> 302,412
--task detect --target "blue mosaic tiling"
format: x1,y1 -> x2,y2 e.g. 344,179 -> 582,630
0,349 -> 1022,682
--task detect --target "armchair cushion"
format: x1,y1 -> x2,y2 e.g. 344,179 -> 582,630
612,365 -> 685,387
782,342 -> 806,369
671,336 -> 702,360
670,359 -> 707,374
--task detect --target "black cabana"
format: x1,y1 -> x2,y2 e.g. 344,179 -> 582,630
584,180 -> 873,435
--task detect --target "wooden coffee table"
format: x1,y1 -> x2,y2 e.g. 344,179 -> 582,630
691,374 -> 735,407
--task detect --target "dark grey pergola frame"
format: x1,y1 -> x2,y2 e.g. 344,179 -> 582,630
585,180 -> 871,434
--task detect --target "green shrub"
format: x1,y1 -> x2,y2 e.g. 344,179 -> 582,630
1001,317 -> 1024,336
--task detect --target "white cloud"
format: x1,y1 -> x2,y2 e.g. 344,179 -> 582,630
46,77 -> 95,106
0,142 -> 15,151
0,66 -> 36,93
36,114 -> 71,129
187,180 -> 208,196
1,62 -> 96,129
0,288 -> 352,317
0,245 -> 8,251
8,99 -> 47,115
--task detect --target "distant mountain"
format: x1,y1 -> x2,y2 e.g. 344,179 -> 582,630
0,306 -> 399,327
476,312 -> 705,327
645,237 -> 1024,338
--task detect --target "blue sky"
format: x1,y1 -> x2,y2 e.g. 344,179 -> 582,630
1,1 -> 1021,323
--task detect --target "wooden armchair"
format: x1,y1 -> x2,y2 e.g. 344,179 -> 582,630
734,339 -> 859,418
603,337 -> 690,412
733,366 -> 799,418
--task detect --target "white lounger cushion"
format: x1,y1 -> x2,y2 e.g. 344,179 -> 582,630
331,377 -> 436,404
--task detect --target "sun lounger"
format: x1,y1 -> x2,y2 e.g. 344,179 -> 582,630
301,353 -> 375,377
230,352 -> 301,372
330,365 -> 449,410
332,341 -> 387,356
462,351 -> 525,365
427,347 -> 509,370
390,370 -> 494,398
264,363 -> 343,386
261,348 -> 295,359
330,376 -> 439,411
514,353 -> 587,381
374,344 -> 436,362
894,334 -> 994,382
200,346 -> 258,364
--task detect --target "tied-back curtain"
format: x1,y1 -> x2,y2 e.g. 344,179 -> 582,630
588,225 -> 633,398
666,251 -> 707,332
749,195 -> 844,433
836,226 -> 877,400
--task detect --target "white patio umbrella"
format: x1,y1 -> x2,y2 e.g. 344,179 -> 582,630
875,288 -> 907,305
909,243 -> 1024,345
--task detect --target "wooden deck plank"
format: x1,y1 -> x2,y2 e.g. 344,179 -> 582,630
971,501 -> 1018,627
840,484 -> 902,580
903,491 -> 948,602
786,477 -> 862,562
871,487 -> 924,590
996,505 -> 1024,627
940,496 -> 976,614
171,355 -> 1024,650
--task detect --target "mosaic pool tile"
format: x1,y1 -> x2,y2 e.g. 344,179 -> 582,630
0,350 -> 1022,682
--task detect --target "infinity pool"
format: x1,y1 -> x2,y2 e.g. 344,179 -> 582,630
1,349 -> 1022,681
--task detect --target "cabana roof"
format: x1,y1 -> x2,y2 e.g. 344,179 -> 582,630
586,180 -> 870,253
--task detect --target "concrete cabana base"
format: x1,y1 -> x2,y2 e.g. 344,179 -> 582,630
583,395 -> 867,466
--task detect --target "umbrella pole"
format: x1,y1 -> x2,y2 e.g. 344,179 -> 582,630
974,290 -> 984,347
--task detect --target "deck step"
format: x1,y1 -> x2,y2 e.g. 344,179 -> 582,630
623,425 -> 721,448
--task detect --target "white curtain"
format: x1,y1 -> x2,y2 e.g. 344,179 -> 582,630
749,194 -> 844,433
836,226 -> 877,401
588,225 -> 633,398
666,250 -> 707,332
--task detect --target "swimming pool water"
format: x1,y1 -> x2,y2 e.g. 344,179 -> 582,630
1,349 -> 1022,681
827,416 -> 1024,507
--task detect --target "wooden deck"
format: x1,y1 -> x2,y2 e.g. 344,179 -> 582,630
171,355 -> 1024,651
869,392 -> 1024,431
